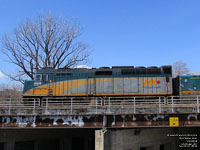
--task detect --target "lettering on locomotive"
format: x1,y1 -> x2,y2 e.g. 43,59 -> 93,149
142,80 -> 157,86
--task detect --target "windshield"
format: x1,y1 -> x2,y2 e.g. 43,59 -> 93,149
35,74 -> 42,81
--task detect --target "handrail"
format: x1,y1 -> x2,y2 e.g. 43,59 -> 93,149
0,96 -> 199,115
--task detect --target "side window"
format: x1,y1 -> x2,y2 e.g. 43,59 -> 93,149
166,77 -> 169,82
35,74 -> 42,81
48,74 -> 53,82
182,78 -> 189,90
42,74 -> 48,81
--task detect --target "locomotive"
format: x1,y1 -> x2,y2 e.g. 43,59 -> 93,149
23,65 -> 173,98
22,65 -> 200,98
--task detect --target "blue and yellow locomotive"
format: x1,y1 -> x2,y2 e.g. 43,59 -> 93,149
22,66 -> 173,98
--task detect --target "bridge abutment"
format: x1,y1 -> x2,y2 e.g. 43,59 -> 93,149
95,128 -> 107,150
104,128 -> 176,150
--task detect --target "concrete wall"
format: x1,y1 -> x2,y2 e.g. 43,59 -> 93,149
104,128 -> 177,150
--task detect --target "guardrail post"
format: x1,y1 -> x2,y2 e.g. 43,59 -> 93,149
45,98 -> 48,113
108,97 -> 111,113
172,96 -> 174,113
38,98 -> 40,107
134,97 -> 136,114
8,98 -> 11,115
33,98 -> 36,115
197,96 -> 199,113
159,97 -> 161,113
96,98 -> 98,114
71,98 -> 73,115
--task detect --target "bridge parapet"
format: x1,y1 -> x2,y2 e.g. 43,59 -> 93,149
0,113 -> 200,128
0,96 -> 199,128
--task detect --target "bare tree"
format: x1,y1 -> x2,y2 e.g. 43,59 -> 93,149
1,13 -> 90,83
172,61 -> 190,77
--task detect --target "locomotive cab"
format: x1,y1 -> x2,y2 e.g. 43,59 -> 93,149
23,70 -> 55,97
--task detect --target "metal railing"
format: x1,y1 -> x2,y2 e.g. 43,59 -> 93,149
0,96 -> 199,115
104,96 -> 166,113
41,97 -> 102,114
168,96 -> 200,113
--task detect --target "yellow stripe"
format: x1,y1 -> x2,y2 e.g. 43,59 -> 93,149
23,93 -> 172,97
95,93 -> 172,96
190,77 -> 200,79
180,91 -> 200,94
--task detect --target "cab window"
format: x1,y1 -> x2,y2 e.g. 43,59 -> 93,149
35,74 -> 42,81
42,74 -> 48,81
48,74 -> 53,81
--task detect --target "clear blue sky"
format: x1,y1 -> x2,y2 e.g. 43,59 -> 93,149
0,0 -> 200,82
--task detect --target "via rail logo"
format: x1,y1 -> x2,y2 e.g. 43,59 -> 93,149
142,80 -> 161,86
